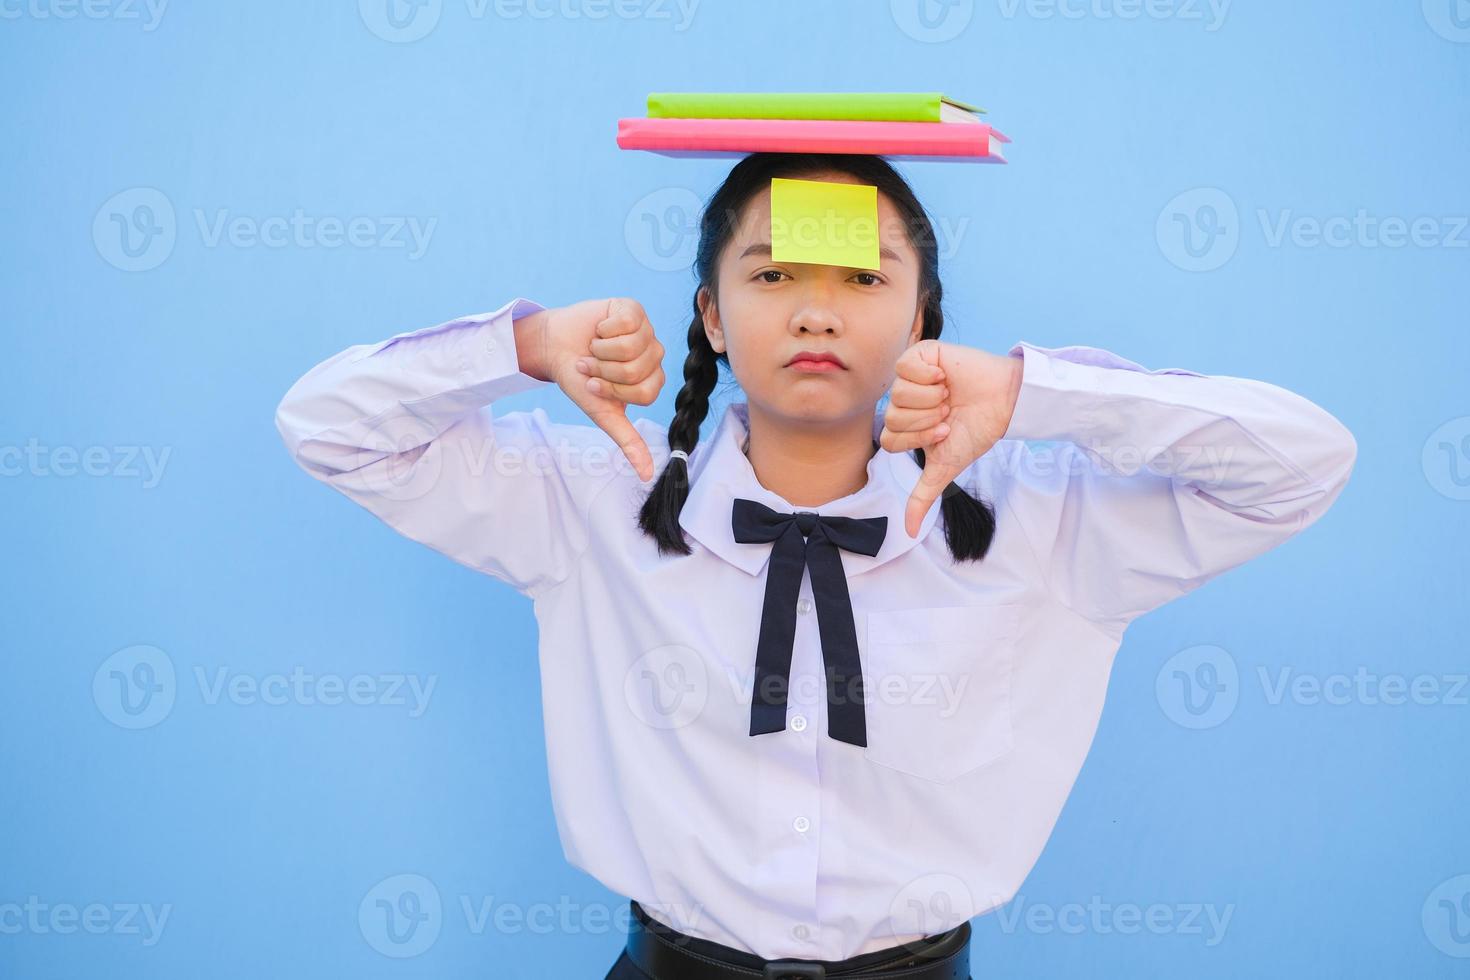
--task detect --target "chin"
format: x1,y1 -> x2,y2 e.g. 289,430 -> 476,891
764,388 -> 873,425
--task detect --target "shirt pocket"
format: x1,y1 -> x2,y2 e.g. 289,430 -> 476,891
861,602 -> 1023,783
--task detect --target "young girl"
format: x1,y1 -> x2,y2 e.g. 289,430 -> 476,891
275,153 -> 1356,980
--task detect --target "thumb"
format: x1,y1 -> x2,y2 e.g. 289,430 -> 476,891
904,453 -> 961,538
586,402 -> 653,484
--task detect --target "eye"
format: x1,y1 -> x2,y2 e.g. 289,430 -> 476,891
754,269 -> 883,285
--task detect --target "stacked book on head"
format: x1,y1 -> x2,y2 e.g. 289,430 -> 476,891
616,92 -> 1009,164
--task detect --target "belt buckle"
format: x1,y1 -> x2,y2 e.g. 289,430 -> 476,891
762,963 -> 825,979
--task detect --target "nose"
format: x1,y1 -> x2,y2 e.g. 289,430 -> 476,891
788,279 -> 843,336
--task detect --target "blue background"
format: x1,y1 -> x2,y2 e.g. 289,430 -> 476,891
3,1 -> 1467,977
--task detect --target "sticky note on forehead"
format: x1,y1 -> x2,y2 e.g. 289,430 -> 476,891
769,177 -> 880,269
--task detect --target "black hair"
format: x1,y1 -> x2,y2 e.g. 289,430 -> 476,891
637,152 -> 997,561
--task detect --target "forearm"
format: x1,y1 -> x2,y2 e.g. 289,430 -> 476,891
275,297 -> 551,477
1000,341 -> 1357,518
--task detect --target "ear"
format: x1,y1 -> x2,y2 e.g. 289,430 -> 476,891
907,296 -> 926,347
699,285 -> 726,354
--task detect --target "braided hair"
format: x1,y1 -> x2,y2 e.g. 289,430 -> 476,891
637,153 -> 997,562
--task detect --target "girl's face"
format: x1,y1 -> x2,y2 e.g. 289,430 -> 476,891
700,171 -> 926,427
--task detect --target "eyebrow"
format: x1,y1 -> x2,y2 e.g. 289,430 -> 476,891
739,242 -> 903,266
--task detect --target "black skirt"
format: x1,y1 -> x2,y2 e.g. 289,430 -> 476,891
605,898 -> 972,979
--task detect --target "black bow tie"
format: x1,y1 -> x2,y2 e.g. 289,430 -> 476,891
731,498 -> 888,747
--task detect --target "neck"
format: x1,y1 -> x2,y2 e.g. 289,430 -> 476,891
742,402 -> 878,508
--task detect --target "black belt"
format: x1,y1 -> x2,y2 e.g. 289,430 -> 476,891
624,900 -> 971,980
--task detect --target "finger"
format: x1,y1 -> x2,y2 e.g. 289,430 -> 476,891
880,421 -> 949,454
595,314 -> 644,340
905,457 -> 958,538
884,404 -> 950,433
588,406 -> 654,483
895,358 -> 945,384
584,345 -> 662,385
589,366 -> 664,407
597,301 -> 646,339
889,379 -> 948,410
588,330 -> 650,361
896,344 -> 946,383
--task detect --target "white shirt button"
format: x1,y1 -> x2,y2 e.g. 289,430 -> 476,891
789,714 -> 807,732
485,338 -> 498,352
792,815 -> 811,834
797,598 -> 813,615
791,924 -> 810,941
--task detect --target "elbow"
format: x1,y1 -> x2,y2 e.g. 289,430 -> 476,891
1339,424 -> 1358,479
273,391 -> 303,464
273,383 -> 323,475
1322,417 -> 1358,493
1258,408 -> 1358,524
1284,394 -> 1357,498
1281,415 -> 1356,528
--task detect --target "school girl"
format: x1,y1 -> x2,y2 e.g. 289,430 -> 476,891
274,152 -> 1356,979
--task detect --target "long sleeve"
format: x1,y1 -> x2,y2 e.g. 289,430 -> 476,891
993,341 -> 1358,634
274,297 -> 630,599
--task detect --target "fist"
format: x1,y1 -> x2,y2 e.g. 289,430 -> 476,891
880,338 -> 1024,537
541,297 -> 666,482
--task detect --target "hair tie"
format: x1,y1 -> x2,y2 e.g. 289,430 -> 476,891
668,449 -> 689,463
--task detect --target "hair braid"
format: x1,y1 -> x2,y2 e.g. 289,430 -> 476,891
636,293 -> 724,555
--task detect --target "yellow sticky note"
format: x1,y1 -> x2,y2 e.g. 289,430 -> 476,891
769,177 -> 880,269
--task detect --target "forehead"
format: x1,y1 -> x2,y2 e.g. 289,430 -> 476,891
730,172 -> 914,260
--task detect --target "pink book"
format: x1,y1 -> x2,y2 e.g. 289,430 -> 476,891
615,116 -> 1009,163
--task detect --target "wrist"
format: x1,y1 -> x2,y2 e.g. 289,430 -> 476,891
512,308 -> 554,382
999,351 -> 1024,434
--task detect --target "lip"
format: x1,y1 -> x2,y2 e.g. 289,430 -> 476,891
785,350 -> 847,372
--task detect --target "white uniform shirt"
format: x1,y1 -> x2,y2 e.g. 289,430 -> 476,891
274,296 -> 1357,962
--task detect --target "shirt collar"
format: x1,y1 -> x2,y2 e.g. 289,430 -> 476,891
676,401 -> 944,577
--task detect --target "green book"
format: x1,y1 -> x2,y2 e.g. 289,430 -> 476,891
646,92 -> 986,123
